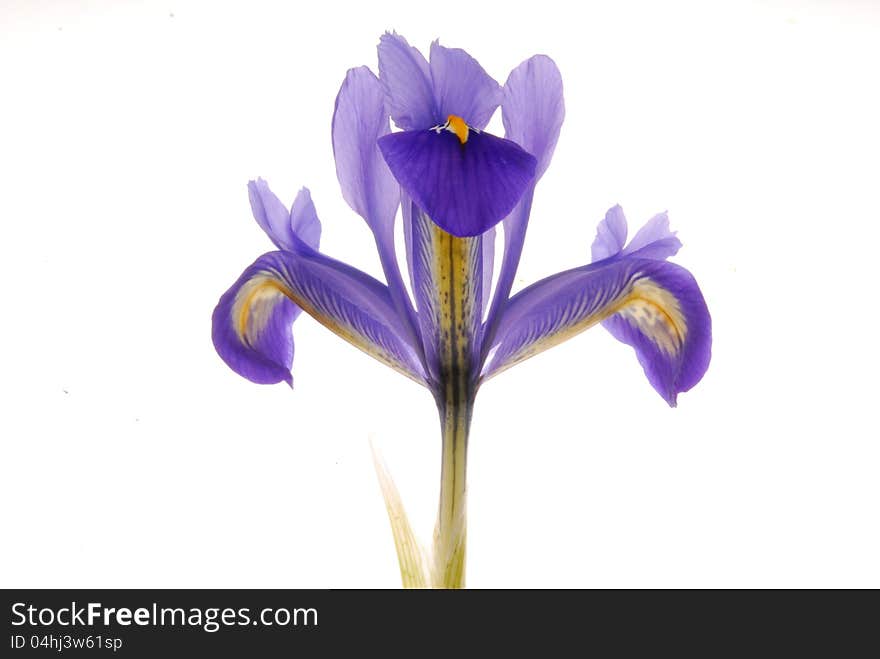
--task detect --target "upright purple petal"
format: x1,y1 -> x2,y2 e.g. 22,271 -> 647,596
591,207 -> 683,263
623,212 -> 682,261
213,244 -> 428,388
590,205 -> 629,262
481,56 -> 565,362
332,66 -> 399,232
288,187 -> 322,251
333,65 -> 419,342
377,32 -> 437,130
501,55 -> 565,181
378,128 -> 536,237
429,41 -> 501,130
483,257 -> 711,406
249,178 -> 321,252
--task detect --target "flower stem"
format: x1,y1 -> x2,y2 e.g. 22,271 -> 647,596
432,396 -> 471,588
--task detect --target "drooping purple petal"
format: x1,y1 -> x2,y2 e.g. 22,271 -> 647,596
249,179 -> 321,252
378,128 -> 536,237
501,55 -> 565,181
429,41 -> 501,130
377,32 -> 437,130
213,245 -> 428,388
481,56 -> 566,360
212,260 -> 300,386
482,257 -> 711,406
219,180 -> 322,384
222,183 -> 321,385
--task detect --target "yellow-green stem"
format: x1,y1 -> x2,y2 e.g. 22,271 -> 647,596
432,398 -> 471,588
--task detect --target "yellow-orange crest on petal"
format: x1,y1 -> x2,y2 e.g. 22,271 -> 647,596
445,114 -> 469,144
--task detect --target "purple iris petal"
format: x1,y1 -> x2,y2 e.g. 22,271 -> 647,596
332,66 -> 399,236
403,187 -> 494,332
288,187 -> 322,250
376,36 -> 534,240
480,224 -> 496,317
483,256 -> 711,406
429,41 -> 501,130
591,206 -> 681,263
212,258 -> 299,386
216,180 -> 322,385
401,189 -> 416,294
213,244 -> 427,388
590,205 -> 629,262
378,128 -> 536,237
602,261 -> 711,405
248,179 -> 321,252
482,55 -> 565,355
409,207 -> 484,382
502,55 -> 565,181
332,64 -> 419,341
377,32 -> 436,131
408,209 -> 441,379
378,34 -> 502,131
622,212 -> 681,260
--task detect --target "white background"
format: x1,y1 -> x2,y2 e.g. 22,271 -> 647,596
2,0 -> 878,588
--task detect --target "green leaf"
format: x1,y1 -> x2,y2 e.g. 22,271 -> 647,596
370,439 -> 431,589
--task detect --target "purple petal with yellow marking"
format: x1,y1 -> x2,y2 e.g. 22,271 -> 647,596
429,41 -> 501,130
248,179 -> 321,252
219,180 -> 322,384
377,32 -> 436,131
212,259 -> 300,386
408,206 -> 484,383
403,189 -> 495,321
212,246 -> 428,388
482,257 -> 711,406
378,128 -> 536,237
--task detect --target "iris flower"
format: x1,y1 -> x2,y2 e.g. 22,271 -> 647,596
212,33 -> 711,588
